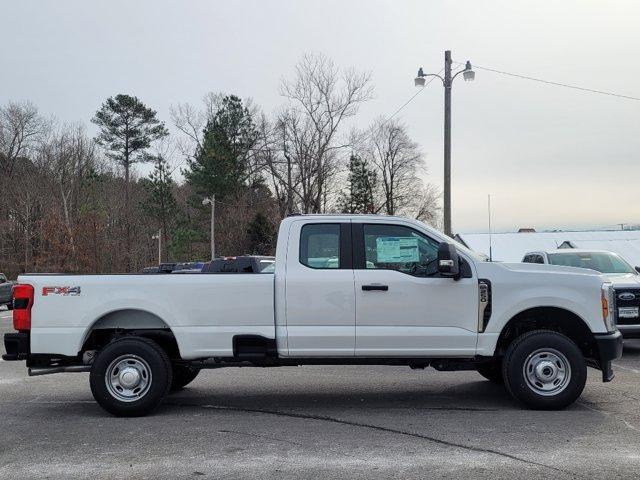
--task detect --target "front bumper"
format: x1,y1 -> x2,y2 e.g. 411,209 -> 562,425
2,332 -> 29,361
616,325 -> 640,339
593,331 -> 623,382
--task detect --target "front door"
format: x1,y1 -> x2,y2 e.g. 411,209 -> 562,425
353,222 -> 478,357
284,220 -> 356,356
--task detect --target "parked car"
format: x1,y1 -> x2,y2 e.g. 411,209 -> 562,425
172,261 -> 205,273
523,249 -> 640,338
141,263 -> 178,274
3,215 -> 622,416
202,256 -> 275,273
0,273 -> 14,310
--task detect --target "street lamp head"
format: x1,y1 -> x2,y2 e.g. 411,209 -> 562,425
414,67 -> 426,87
202,197 -> 212,206
463,61 -> 475,81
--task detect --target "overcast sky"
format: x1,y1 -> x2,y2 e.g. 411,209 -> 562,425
2,0 -> 639,232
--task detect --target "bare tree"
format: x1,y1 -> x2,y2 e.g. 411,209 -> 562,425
0,101 -> 47,177
273,53 -> 373,213
358,117 -> 441,224
38,124 -> 97,266
364,117 -> 422,215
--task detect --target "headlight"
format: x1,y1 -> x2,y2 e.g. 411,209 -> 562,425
601,282 -> 617,332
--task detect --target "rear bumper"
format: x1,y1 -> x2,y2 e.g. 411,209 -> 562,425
593,331 -> 623,382
2,332 -> 29,361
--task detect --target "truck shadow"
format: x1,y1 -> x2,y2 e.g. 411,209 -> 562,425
160,380 -> 517,414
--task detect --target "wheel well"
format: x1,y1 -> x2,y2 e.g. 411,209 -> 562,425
80,309 -> 181,360
495,307 -> 596,359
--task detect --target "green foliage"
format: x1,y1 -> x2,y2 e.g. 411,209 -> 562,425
184,95 -> 258,200
140,155 -> 177,228
168,225 -> 202,261
247,211 -> 275,255
92,94 -> 169,169
338,154 -> 377,214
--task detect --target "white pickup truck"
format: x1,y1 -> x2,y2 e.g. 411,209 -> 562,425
3,215 -> 622,416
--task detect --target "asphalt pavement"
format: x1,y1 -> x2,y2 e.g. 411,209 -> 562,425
1,307 -> 640,479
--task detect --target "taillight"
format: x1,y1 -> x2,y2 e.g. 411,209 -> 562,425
12,284 -> 34,331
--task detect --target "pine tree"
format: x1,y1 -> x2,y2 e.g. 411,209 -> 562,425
247,211 -> 275,255
92,94 -> 168,270
338,154 -> 377,213
184,95 -> 257,200
141,155 -> 176,259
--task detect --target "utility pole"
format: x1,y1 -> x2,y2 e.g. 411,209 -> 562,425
202,195 -> 215,260
414,51 -> 475,238
443,50 -> 453,237
152,229 -> 161,265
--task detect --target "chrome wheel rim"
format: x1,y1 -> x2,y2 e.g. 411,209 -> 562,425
523,348 -> 571,396
105,355 -> 152,402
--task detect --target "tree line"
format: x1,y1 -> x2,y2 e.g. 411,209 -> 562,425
0,53 -> 440,278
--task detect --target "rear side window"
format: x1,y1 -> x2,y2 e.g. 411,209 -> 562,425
300,224 -> 341,269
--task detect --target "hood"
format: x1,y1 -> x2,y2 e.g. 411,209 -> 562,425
495,262 -> 605,277
603,273 -> 640,287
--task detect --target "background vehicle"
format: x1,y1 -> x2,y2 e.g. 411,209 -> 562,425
202,256 -> 275,273
0,273 -> 14,310
3,215 -> 622,416
172,262 -> 205,273
523,249 -> 640,338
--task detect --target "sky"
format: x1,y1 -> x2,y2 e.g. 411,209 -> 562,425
2,0 -> 639,233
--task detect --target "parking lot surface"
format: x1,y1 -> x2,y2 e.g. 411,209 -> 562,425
1,307 -> 640,479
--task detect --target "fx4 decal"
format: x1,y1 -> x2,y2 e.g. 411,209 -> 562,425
42,286 -> 82,296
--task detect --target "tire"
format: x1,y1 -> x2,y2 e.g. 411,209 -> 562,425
503,330 -> 586,410
90,337 -> 172,417
170,364 -> 199,391
476,361 -> 504,384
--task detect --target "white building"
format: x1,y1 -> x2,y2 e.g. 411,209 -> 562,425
455,230 -> 640,267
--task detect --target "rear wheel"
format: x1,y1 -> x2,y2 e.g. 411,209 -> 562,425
170,364 -> 200,391
90,337 -> 172,417
503,330 -> 586,410
476,361 -> 504,384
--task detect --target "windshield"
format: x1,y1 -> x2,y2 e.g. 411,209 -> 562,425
547,252 -> 636,274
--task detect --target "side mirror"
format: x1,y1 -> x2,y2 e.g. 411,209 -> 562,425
635,266 -> 640,274
437,243 -> 460,278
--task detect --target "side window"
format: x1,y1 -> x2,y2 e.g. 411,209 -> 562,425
363,224 -> 439,277
534,255 -> 545,264
523,255 -> 532,263
300,224 -> 341,269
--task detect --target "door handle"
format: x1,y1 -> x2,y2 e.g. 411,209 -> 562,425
362,284 -> 389,291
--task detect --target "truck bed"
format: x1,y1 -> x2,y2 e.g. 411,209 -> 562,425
21,273 -> 276,359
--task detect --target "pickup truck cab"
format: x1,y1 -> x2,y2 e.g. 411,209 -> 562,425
3,215 -> 622,416
523,249 -> 640,339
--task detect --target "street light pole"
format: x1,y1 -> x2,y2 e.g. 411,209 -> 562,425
414,51 -> 475,238
443,50 -> 453,237
202,195 -> 215,260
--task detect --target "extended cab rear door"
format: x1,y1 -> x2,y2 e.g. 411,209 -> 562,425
352,219 -> 479,356
284,220 -> 356,356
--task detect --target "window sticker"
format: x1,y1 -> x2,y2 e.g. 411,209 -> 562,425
375,237 -> 419,263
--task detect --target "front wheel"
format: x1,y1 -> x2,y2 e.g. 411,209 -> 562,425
90,337 -> 172,417
503,330 -> 586,410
